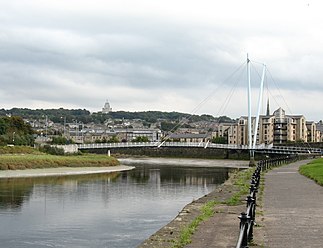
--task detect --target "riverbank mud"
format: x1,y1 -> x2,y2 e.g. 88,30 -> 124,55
119,157 -> 249,169
0,165 -> 135,178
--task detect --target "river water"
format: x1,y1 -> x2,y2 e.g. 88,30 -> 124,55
0,158 -> 247,248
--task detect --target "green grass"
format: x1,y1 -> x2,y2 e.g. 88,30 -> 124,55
223,168 -> 254,205
171,168 -> 255,248
0,153 -> 120,170
299,158 -> 323,186
0,146 -> 42,155
171,200 -> 219,248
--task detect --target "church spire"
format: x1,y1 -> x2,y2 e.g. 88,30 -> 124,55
266,98 -> 270,116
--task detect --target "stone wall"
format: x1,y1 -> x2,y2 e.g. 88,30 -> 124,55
54,144 -> 79,154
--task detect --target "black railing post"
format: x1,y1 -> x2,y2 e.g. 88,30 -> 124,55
237,155 -> 302,248
238,212 -> 249,247
246,196 -> 256,242
249,184 -> 255,196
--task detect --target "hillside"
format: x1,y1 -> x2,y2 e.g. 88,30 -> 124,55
0,108 -> 235,124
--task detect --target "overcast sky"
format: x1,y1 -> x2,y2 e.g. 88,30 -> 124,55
1,0 -> 322,120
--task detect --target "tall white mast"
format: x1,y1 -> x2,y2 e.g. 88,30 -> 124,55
252,64 -> 266,149
247,55 -> 252,151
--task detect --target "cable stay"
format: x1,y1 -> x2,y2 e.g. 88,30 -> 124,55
156,55 -> 313,157
156,60 -> 247,147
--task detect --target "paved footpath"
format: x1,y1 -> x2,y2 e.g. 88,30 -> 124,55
263,159 -> 323,248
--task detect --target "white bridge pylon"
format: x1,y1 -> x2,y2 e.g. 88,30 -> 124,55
247,55 -> 266,159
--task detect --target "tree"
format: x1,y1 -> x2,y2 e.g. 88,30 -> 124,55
51,136 -> 74,145
0,116 -> 34,146
0,118 -> 8,135
160,121 -> 178,132
217,115 -> 235,123
107,136 -> 119,143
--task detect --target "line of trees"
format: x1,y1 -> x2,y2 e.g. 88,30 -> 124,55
0,108 -> 235,125
0,116 -> 34,146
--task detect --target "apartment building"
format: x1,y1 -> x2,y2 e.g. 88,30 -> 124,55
306,121 -> 321,143
217,107 -> 315,145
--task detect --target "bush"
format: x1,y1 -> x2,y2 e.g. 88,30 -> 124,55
39,145 -> 65,155
51,136 -> 74,145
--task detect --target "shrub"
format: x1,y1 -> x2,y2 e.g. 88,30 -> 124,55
39,145 -> 65,155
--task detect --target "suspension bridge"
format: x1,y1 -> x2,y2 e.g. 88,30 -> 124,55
71,56 -> 323,159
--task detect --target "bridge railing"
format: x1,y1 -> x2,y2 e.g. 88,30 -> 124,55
77,142 -> 268,150
272,146 -> 321,154
77,142 -> 321,155
77,142 -> 159,149
236,155 -> 299,248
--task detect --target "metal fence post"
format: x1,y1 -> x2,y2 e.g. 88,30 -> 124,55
238,212 -> 249,247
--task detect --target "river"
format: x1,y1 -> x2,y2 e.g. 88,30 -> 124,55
0,158 -> 248,248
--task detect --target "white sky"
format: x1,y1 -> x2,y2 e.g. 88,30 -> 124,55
0,0 -> 322,120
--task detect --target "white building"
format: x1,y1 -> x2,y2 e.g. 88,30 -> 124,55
102,99 -> 112,113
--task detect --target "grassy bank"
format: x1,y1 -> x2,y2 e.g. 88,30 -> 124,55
0,146 -> 42,155
0,146 -> 120,170
299,158 -> 323,186
171,167 -> 254,248
0,154 -> 120,170
172,200 -> 219,248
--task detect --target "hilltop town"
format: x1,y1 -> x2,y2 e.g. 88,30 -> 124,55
1,100 -> 322,146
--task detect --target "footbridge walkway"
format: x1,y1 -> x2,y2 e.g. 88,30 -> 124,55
77,142 -> 322,155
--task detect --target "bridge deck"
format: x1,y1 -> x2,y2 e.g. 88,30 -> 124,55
77,142 -> 322,155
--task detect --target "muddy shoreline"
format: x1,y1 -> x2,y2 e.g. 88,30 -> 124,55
119,157 -> 249,169
0,165 -> 135,178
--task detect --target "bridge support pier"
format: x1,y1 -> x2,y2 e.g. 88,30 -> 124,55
249,158 -> 256,167
249,150 -> 256,167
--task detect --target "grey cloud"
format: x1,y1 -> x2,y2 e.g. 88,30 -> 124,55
0,1 -> 322,119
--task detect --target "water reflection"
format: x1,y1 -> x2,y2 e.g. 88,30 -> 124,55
0,173 -> 121,210
0,179 -> 34,210
128,163 -> 230,186
0,160 -> 235,248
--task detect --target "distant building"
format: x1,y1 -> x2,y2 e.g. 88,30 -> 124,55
315,121 -> 323,142
169,133 -> 210,143
215,106 -> 318,145
68,128 -> 162,143
102,99 -> 112,113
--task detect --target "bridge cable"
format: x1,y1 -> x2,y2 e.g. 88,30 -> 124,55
266,69 -> 293,115
158,61 -> 247,143
216,64 -> 245,117
266,68 -> 314,151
